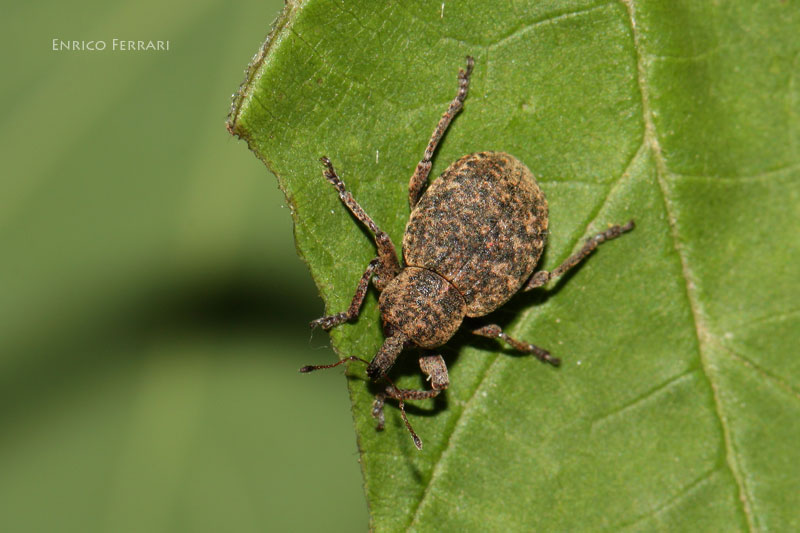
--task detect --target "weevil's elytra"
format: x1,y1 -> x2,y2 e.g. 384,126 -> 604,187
404,151 -> 548,316
300,56 -> 635,450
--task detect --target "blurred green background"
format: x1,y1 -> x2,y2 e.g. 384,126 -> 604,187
1,1 -> 368,531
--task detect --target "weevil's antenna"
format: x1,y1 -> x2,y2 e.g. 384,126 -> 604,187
299,356 -> 370,373
301,355 -> 423,450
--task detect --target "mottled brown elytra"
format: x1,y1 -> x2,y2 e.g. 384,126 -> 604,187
300,56 -> 634,450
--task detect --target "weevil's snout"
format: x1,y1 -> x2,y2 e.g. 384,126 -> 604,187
365,333 -> 406,381
365,361 -> 382,381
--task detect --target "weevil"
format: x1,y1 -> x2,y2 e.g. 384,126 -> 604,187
301,56 -> 634,449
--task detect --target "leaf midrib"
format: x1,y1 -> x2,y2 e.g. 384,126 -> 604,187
622,0 -> 755,530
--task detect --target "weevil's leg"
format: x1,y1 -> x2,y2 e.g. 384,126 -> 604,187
373,390 -> 423,450
372,393 -> 386,431
365,334 -> 405,433
310,258 -> 379,331
419,354 -> 450,391
372,354 -> 450,450
408,56 -> 475,209
525,220 -> 635,290
472,324 -> 560,366
320,157 -> 400,290
379,384 -> 439,452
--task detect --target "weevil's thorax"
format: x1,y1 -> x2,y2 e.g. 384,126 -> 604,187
379,267 -> 466,349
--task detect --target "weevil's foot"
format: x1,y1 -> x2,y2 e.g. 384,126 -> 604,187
460,55 -> 474,79
544,354 -> 561,367
528,345 -> 560,367
593,220 -> 636,244
319,156 -> 345,191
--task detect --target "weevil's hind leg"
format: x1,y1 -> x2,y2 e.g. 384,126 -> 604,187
371,354 -> 450,450
473,324 -> 561,366
311,258 -> 379,330
408,56 -> 475,209
525,220 -> 635,290
320,157 -> 400,290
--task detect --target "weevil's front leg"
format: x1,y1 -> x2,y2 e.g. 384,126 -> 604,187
408,56 -> 474,209
525,220 -> 635,290
320,157 -> 400,290
473,324 -> 561,366
311,258 -> 379,330
372,354 -> 449,450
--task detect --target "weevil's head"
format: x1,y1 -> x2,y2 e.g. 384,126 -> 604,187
378,266 -> 466,350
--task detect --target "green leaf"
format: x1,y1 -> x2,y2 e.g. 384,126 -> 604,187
228,1 -> 800,530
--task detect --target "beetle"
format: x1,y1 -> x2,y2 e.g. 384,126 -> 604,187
300,56 -> 634,449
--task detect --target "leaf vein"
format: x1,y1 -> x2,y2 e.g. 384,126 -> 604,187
730,307 -> 800,331
715,341 -> 800,403
590,368 -> 697,432
669,161 -> 800,182
620,0 -> 756,530
613,467 -> 721,532
288,26 -> 407,115
391,3 -> 482,48
518,137 -> 643,313
487,2 -> 614,50
509,121 -> 645,381
649,44 -> 725,64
